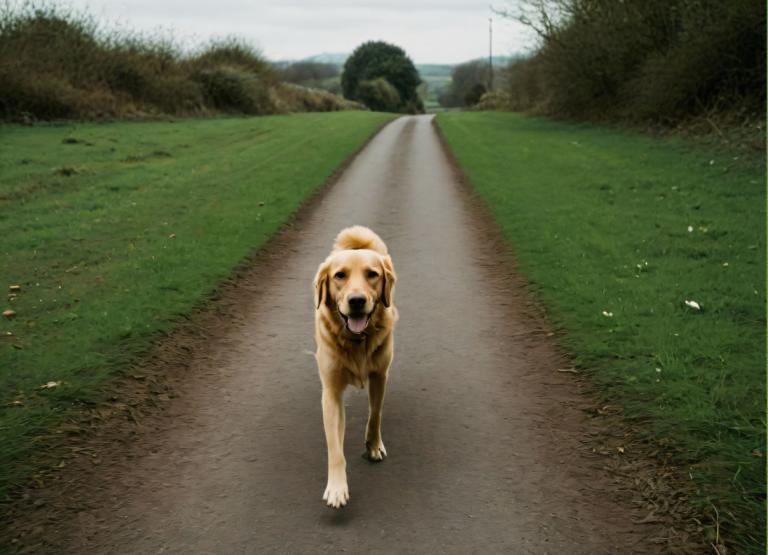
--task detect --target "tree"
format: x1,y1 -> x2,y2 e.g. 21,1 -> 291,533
341,41 -> 422,112
464,82 -> 487,106
438,60 -> 490,108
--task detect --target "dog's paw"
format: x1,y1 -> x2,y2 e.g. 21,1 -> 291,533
364,440 -> 387,462
322,480 -> 349,509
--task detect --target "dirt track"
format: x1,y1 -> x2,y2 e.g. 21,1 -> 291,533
10,115 -> 654,553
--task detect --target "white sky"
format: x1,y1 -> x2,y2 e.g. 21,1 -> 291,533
64,0 -> 535,64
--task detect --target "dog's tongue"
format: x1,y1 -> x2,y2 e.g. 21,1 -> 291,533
347,316 -> 368,334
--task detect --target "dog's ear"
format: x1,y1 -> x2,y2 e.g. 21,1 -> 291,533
313,260 -> 331,309
380,255 -> 396,308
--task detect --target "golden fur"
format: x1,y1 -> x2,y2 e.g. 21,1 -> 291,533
313,226 -> 398,508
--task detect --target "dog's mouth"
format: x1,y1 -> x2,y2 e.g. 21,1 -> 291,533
339,311 -> 371,334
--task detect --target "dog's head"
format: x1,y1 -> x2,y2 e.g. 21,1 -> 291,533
314,248 -> 395,335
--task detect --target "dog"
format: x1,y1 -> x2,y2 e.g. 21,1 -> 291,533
313,226 -> 398,508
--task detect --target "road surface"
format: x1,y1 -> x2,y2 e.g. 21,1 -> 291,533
14,116 -> 650,554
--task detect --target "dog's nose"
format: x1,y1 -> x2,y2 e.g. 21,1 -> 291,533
348,296 -> 366,312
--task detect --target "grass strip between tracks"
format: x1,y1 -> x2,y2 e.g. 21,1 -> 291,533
436,111 -> 766,553
0,111 -> 395,498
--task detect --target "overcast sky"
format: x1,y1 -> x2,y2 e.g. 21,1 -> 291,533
65,0 -> 535,64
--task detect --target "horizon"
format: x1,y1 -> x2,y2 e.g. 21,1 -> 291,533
64,0 -> 535,64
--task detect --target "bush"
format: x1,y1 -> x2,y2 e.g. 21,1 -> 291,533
357,78 -> 401,112
495,0 -> 766,126
192,67 -> 274,115
273,83 -> 365,113
341,41 -> 422,113
464,83 -> 487,106
0,4 -> 359,120
438,60 -> 491,108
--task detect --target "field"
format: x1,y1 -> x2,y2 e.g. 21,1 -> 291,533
436,112 -> 766,551
416,64 -> 454,112
0,111 -> 395,498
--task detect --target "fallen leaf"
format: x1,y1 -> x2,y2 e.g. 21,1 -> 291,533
40,381 -> 62,389
8,285 -> 21,292
684,300 -> 701,310
168,233 -> 176,239
617,446 -> 625,454
751,449 -> 762,458
3,309 -> 16,319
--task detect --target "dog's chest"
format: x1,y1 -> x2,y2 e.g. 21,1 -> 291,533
343,349 -> 372,388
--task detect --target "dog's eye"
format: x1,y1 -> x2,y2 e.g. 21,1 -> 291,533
334,271 -> 346,280
367,270 -> 379,279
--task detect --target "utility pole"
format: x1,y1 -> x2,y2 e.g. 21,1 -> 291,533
488,17 -> 493,91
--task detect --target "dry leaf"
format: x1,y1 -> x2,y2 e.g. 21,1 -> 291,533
8,285 -> 21,292
3,309 -> 16,319
40,381 -> 62,389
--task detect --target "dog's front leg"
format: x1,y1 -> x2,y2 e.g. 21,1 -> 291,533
365,370 -> 388,461
321,383 -> 348,508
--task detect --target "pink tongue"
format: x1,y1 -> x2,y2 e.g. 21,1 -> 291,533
347,316 -> 368,334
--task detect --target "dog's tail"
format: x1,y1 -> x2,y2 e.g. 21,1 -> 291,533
333,226 -> 388,254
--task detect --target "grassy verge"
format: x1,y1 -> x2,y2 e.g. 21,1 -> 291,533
436,112 -> 765,553
0,111 -> 395,497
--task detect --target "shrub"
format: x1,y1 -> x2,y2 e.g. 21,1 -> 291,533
0,4 -> 359,120
272,83 -> 365,113
495,0 -> 766,126
357,78 -> 401,112
341,41 -> 422,112
464,83 -> 487,106
192,66 -> 274,115
438,60 -> 491,108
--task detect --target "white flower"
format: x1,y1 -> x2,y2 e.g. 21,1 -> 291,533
687,225 -> 693,233
601,310 -> 613,317
655,368 -> 662,373
684,300 -> 701,310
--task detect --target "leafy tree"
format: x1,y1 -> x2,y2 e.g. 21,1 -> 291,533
438,60 -> 490,108
341,41 -> 422,112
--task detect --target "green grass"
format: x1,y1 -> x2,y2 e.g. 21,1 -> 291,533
436,112 -> 766,553
0,111 -> 395,497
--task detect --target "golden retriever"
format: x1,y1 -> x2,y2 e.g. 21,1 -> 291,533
313,226 -> 398,508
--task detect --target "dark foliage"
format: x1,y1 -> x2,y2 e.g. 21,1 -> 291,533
497,0 -> 765,126
357,78 -> 400,113
438,60 -> 491,108
341,41 -> 423,113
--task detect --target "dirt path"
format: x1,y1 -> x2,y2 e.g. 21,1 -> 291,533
11,115 -> 653,554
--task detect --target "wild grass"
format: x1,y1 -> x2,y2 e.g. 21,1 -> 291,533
0,111 -> 395,498
437,111 -> 766,553
0,2 -> 360,120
